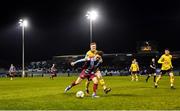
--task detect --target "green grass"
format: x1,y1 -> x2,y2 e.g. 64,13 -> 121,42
0,76 -> 180,110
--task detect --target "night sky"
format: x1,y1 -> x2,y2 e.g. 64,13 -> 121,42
0,0 -> 180,64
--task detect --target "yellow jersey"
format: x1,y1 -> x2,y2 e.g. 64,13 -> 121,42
130,63 -> 139,72
85,50 -> 97,58
158,54 -> 173,70
85,50 -> 100,72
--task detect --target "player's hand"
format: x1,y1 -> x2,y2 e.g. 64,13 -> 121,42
71,62 -> 75,66
99,58 -> 103,63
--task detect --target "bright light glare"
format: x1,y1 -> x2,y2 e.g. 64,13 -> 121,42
86,10 -> 98,20
23,20 -> 28,27
19,19 -> 28,27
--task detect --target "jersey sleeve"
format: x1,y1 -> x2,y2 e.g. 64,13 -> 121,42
158,55 -> 164,64
170,55 -> 173,68
136,64 -> 139,71
129,64 -> 133,71
74,58 -> 87,65
85,51 -> 90,59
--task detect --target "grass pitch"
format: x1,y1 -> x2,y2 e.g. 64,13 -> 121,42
0,75 -> 180,110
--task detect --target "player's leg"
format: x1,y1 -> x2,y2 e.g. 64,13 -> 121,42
154,71 -> 163,88
10,73 -> 13,80
50,74 -> 53,79
53,73 -> 56,78
169,71 -> 175,89
146,74 -> 151,82
146,70 -> 152,82
131,72 -> 135,81
95,70 -> 111,94
54,73 -> 57,78
52,74 -> 53,79
52,74 -> 55,79
92,77 -> 99,98
135,73 -> 138,81
85,79 -> 90,95
155,74 -> 161,87
65,77 -> 83,92
153,73 -> 156,83
65,69 -> 88,92
10,75 -> 13,80
13,72 -> 15,80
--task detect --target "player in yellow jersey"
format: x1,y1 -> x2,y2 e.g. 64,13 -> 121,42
155,49 -> 175,89
85,42 -> 111,95
129,59 -> 139,81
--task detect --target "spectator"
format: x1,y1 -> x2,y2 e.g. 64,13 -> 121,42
9,64 -> 16,80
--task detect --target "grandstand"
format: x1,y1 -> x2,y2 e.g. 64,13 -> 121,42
52,51 -> 180,76
1,41 -> 180,77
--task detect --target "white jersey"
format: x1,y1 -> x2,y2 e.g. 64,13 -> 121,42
9,66 -> 16,72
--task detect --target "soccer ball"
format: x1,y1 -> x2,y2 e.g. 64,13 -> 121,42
76,91 -> 85,98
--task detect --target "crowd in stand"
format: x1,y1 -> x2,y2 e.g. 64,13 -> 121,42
1,56 -> 180,78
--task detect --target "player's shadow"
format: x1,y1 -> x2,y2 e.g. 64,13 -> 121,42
63,92 -> 76,96
139,86 -> 153,88
175,107 -> 180,110
104,94 -> 139,97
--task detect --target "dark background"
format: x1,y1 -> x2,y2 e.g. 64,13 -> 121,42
0,0 -> 180,64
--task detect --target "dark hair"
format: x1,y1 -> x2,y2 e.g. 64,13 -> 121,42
96,51 -> 104,57
165,48 -> 169,51
132,58 -> 136,61
90,42 -> 96,46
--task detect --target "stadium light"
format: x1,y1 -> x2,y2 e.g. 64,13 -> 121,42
86,10 -> 98,44
18,19 -> 28,77
86,10 -> 98,21
19,19 -> 28,27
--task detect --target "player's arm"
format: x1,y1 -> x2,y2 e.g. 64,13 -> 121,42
14,67 -> 17,72
52,67 -> 57,72
85,51 -> 90,59
158,55 -> 164,64
170,55 -> 173,68
85,54 -> 88,59
71,58 -> 89,66
170,63 -> 173,69
9,67 -> 11,72
129,64 -> 132,72
150,64 -> 155,69
50,67 -> 53,72
94,60 -> 103,69
98,57 -> 103,64
137,64 -> 140,71
51,66 -> 54,70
